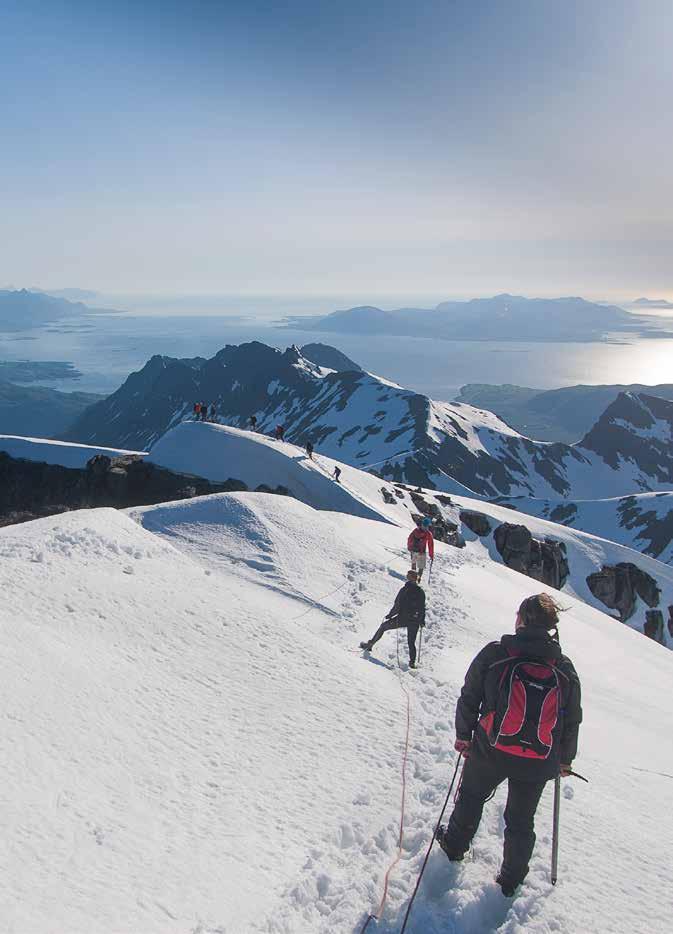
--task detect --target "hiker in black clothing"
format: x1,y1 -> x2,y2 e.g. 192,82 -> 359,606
436,593 -> 583,897
250,415 -> 257,431
201,401 -> 209,421
333,466 -> 341,483
306,441 -> 314,460
209,403 -> 217,421
360,570 -> 425,668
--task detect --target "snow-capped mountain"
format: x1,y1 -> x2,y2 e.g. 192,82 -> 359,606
63,342 -> 673,501
2,445 -> 672,931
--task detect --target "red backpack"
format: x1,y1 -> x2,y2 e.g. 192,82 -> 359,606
480,654 -> 567,760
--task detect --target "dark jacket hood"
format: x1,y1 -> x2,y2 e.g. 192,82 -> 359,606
500,630 -> 562,663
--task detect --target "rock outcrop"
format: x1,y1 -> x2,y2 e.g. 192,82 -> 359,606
585,562 -> 661,621
644,610 -> 665,643
460,510 -> 492,537
494,523 -> 569,590
0,451 -> 245,527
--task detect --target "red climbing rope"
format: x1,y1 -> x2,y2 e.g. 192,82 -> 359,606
358,630 -> 413,933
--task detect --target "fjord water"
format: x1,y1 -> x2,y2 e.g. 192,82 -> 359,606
1,309 -> 672,400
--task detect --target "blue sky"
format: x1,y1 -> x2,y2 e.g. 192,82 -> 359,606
1,0 -> 672,299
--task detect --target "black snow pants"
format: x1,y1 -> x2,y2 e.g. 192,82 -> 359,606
442,741 -> 546,886
369,618 -> 420,665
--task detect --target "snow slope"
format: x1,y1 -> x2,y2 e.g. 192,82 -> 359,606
0,434 -> 144,467
149,422 -> 673,648
3,482 -> 673,932
147,421 -> 396,523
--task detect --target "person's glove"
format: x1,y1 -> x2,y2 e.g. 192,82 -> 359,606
454,739 -> 471,758
560,763 -> 572,777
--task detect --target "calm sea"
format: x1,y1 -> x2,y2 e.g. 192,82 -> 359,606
1,309 -> 672,400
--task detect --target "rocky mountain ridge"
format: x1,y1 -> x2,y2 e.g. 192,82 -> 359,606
63,342 -> 673,504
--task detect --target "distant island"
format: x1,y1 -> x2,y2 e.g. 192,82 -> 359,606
632,297 -> 673,309
0,360 -> 82,382
282,293 -> 673,343
0,289 -> 123,333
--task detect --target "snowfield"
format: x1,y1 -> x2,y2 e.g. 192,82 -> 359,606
2,442 -> 673,931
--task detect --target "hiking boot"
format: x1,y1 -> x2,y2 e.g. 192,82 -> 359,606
435,825 -> 464,862
359,641 -> 372,652
495,873 -> 518,898
409,661 -> 417,669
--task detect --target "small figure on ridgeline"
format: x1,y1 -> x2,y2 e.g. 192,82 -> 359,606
306,440 -> 314,460
435,594 -> 583,898
249,414 -> 257,431
275,424 -> 285,441
201,401 -> 209,421
359,569 -> 425,669
332,465 -> 341,483
193,402 -> 201,420
209,402 -> 217,422
407,517 -> 434,582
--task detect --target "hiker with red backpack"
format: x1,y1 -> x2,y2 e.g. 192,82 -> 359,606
407,517 -> 434,582
436,593 -> 582,897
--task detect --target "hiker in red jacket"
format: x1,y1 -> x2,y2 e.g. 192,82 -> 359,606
407,517 -> 434,582
275,424 -> 285,441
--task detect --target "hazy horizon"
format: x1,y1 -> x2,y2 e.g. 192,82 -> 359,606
2,0 -> 672,300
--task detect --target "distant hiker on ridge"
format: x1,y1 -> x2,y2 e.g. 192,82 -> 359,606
193,402 -> 201,420
408,517 -> 434,582
209,403 -> 217,421
360,569 -> 425,668
436,593 -> 583,897
306,440 -> 314,460
275,424 -> 285,441
201,401 -> 209,421
249,415 -> 257,431
333,465 -> 341,483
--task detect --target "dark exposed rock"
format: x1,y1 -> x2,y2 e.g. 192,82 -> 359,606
668,606 -> 673,638
644,610 -> 664,643
460,510 -> 492,537
436,495 -> 454,507
381,487 -> 397,505
0,451 -> 245,527
494,523 -> 569,589
299,343 -> 362,373
585,562 -> 661,621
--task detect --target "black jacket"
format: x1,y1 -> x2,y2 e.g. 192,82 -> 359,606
387,581 -> 426,627
455,629 -> 582,779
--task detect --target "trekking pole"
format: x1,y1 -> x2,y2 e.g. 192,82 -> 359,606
551,775 -> 561,885
428,559 -> 433,585
400,754 -> 465,934
418,627 -> 423,666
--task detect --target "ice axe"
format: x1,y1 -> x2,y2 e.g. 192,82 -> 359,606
552,769 -> 589,884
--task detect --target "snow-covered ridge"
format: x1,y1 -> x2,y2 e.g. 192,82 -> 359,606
0,434 -> 145,467
148,422 -> 673,648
